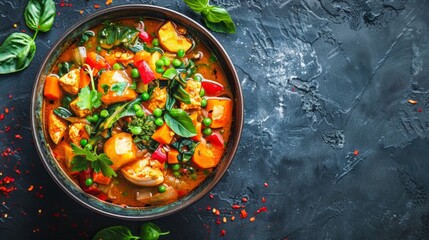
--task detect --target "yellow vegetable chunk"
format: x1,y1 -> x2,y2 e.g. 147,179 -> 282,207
69,97 -> 91,117
48,110 -> 68,144
97,70 -> 137,105
103,132 -> 137,171
58,69 -> 80,95
158,21 -> 192,53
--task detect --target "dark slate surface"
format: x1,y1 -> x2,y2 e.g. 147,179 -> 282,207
1,0 -> 429,239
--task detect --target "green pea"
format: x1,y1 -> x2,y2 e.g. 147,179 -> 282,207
136,109 -> 145,118
155,117 -> 164,126
85,178 -> 93,186
84,143 -> 93,151
91,114 -> 99,122
113,63 -> 122,70
202,117 -> 212,127
156,67 -> 164,73
141,92 -> 150,101
173,171 -> 181,178
152,38 -> 159,47
161,56 -> 170,66
203,128 -> 212,136
131,126 -> 142,135
155,59 -> 164,68
171,164 -> 180,171
80,138 -> 88,147
131,68 -> 140,78
201,98 -> 207,107
153,108 -> 162,117
158,185 -> 167,193
100,109 -> 109,118
199,88 -> 205,97
172,59 -> 182,68
86,115 -> 93,122
96,46 -> 101,52
133,103 -> 142,111
194,74 -> 202,82
190,173 -> 197,180
177,49 -> 185,58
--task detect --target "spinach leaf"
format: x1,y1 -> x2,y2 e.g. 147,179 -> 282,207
0,33 -> 36,74
140,223 -> 169,240
184,0 -> 209,13
99,98 -> 141,130
201,6 -> 236,34
57,62 -> 72,77
61,94 -> 73,109
93,226 -> 140,240
162,68 -> 177,79
164,109 -> 196,138
173,85 -> 191,104
78,30 -> 95,46
53,107 -> 73,119
98,24 -> 139,49
184,0 -> 236,34
165,94 -> 176,111
172,138 -> 198,162
24,0 -> 56,32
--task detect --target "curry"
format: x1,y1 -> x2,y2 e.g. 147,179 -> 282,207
42,18 -> 233,207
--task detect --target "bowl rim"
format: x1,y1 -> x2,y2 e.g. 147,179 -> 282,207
30,4 -> 243,220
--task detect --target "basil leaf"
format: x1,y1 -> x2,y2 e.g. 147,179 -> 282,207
162,68 -> 177,79
173,85 -> 191,104
53,107 -> 73,119
24,0 -> 56,32
0,33 -> 36,74
93,226 -> 140,240
165,93 -> 176,111
184,0 -> 209,13
202,6 -> 236,34
100,98 -> 141,130
140,223 -> 169,240
164,110 -> 196,137
98,24 -> 139,49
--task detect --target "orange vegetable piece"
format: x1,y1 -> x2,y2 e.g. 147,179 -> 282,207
92,171 -> 111,185
206,98 -> 233,128
168,149 -> 180,164
192,142 -> 223,169
151,123 -> 174,145
79,68 -> 91,88
191,122 -> 202,142
43,75 -> 61,100
134,50 -> 151,63
97,70 -> 137,105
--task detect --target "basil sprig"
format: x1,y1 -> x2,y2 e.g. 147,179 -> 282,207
93,223 -> 169,240
0,0 -> 55,74
184,0 -> 236,33
164,109 -> 197,138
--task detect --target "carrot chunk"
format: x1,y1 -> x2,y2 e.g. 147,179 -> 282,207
43,75 -> 61,100
151,123 -> 174,145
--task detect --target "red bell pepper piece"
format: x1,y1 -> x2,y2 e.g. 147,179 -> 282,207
139,31 -> 153,44
85,51 -> 110,70
152,144 -> 167,164
201,80 -> 224,96
77,168 -> 101,195
205,131 -> 224,148
135,60 -> 155,84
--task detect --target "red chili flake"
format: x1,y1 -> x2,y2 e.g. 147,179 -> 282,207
94,4 -> 100,9
1,176 -> 15,184
15,134 -> 22,139
250,216 -> 256,222
8,94 -> 12,99
232,204 -> 241,209
353,149 -> 359,156
408,99 -> 417,105
206,206 -> 211,211
220,229 -> 226,236
216,217 -> 221,225
209,194 -> 214,199
59,0 -> 64,7
418,108 -> 423,112
291,87 -> 295,92
240,209 -> 248,218
106,0 -> 113,5
0,114 -> 4,120
15,169 -> 21,175
255,206 -> 267,214
35,192 -> 44,199
215,209 -> 220,215
231,216 -> 235,221
264,182 -> 269,188
4,108 -> 9,114
261,197 -> 266,203
21,30 -> 26,33
241,197 -> 248,202
52,212 -> 61,217
4,126 -> 10,132
28,185 -> 34,191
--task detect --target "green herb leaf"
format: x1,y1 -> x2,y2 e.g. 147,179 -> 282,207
164,109 -> 196,137
162,68 -> 177,79
201,6 -> 236,34
76,86 -> 102,112
99,98 -> 141,130
140,223 -> 170,240
71,144 -> 117,177
111,82 -> 128,96
93,226 -> 140,240
0,33 -> 36,74
79,30 -> 95,46
24,0 -> 56,32
98,24 -> 140,49
172,138 -> 198,162
184,0 -> 209,13
53,107 -> 73,119
71,156 -> 88,172
173,85 -> 191,104
98,154 -> 117,178
101,84 -> 109,94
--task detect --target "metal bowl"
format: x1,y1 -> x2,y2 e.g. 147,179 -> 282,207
31,4 -> 243,220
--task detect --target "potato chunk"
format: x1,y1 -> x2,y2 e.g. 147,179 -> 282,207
48,110 -> 68,144
69,97 -> 91,118
97,70 -> 137,105
103,132 -> 137,171
58,69 -> 80,95
180,80 -> 202,110
158,21 -> 192,53
145,87 -> 167,112
68,123 -> 89,146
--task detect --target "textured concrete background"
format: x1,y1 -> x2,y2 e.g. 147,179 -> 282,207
1,0 -> 429,239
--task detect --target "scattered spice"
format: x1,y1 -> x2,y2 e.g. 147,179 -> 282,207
231,216 -> 235,221
94,4 -> 100,9
264,182 -> 268,188
241,197 -> 248,202
0,114 -> 4,120
15,134 -> 22,139
240,209 -> 248,218
418,108 -> 423,112
255,206 -> 267,214
232,204 -> 241,209
222,217 -> 227,223
209,194 -> 214,199
408,99 -> 417,105
13,24 -> 17,28
28,185 -> 34,191
261,197 -> 266,203
79,10 -> 84,14
353,149 -> 359,156
220,229 -> 226,236
106,0 -> 113,5
249,216 -> 256,222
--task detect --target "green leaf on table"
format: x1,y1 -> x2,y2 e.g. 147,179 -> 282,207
24,0 -> 56,32
164,109 -> 196,138
184,0 -> 209,13
202,6 -> 236,34
0,33 -> 36,74
140,222 -> 170,240
93,226 -> 140,240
